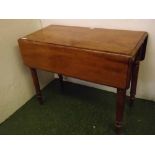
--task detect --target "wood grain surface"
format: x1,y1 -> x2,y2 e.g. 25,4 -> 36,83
22,25 -> 147,56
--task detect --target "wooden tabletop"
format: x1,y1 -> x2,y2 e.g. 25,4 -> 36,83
22,25 -> 147,57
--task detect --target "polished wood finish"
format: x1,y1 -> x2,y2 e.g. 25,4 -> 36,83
23,25 -> 147,56
30,68 -> 43,104
18,25 -> 148,133
18,40 -> 131,89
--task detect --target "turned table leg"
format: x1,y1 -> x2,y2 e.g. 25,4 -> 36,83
115,88 -> 126,134
129,61 -> 140,106
58,74 -> 64,90
30,68 -> 43,104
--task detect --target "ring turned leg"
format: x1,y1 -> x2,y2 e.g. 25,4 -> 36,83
129,61 -> 140,106
30,68 -> 43,104
115,88 -> 126,134
58,74 -> 64,90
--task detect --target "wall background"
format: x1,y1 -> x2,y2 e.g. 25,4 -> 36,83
41,19 -> 155,101
0,20 -> 53,123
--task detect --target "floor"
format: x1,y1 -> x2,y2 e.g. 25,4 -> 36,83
0,79 -> 155,135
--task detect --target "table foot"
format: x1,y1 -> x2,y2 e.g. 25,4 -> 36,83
115,123 -> 123,135
129,97 -> 135,107
58,74 -> 64,90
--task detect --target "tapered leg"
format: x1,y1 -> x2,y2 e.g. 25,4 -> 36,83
30,68 -> 43,104
129,61 -> 140,106
115,88 -> 126,134
58,74 -> 64,90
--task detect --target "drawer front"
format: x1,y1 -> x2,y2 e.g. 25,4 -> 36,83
19,40 -> 131,89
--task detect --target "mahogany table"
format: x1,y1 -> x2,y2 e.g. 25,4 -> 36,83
18,25 -> 148,133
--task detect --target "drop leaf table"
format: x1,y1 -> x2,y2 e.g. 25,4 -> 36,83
18,25 -> 148,134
